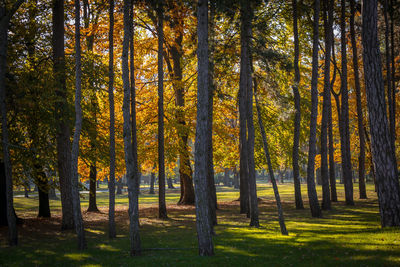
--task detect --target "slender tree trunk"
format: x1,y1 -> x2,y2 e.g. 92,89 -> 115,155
122,0 -> 141,255
52,0 -> 74,230
328,67 -> 337,202
292,0 -> 304,210
157,2 -> 167,219
350,0 -> 367,199
340,0 -> 354,205
108,0 -> 116,239
194,0 -> 214,255
87,164 -> 99,212
361,0 -> 400,227
306,0 -> 322,218
71,0 -> 87,250
389,0 -> 396,145
255,87 -> 288,235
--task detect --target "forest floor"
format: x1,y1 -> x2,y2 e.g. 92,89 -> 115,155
1,183 -> 400,266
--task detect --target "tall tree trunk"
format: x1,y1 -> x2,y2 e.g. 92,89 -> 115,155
240,0 -> 259,227
52,0 -> 74,230
361,0 -> 400,227
157,2 -> 167,219
389,0 -> 396,145
291,0 -> 304,210
320,0 -> 333,210
122,0 -> 141,255
328,54 -> 337,202
306,0 -> 322,218
340,0 -> 354,205
71,0 -> 87,250
87,164 -> 99,212
194,0 -> 214,255
108,0 -> 116,239
350,0 -> 367,199
255,87 -> 288,235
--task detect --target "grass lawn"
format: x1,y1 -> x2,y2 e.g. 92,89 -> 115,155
1,182 -> 400,266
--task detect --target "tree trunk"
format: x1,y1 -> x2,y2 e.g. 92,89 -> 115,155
156,2 -> 167,219
123,0 -> 141,255
37,166 -> 51,217
328,48 -> 337,202
167,177 -> 174,189
71,0 -> 87,250
224,168 -> 230,186
194,0 -> 214,255
117,177 -> 123,194
320,0 -> 333,210
52,0 -> 74,231
361,0 -> 400,227
255,87 -> 288,235
340,0 -> 354,206
389,0 -> 396,145
233,167 -> 239,189
306,0 -> 322,218
149,172 -> 155,194
108,0 -> 116,239
291,0 -> 304,210
350,0 -> 367,199
87,164 -> 99,212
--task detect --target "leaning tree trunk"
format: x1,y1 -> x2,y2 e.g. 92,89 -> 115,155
291,0 -> 304,210
52,0 -> 74,230
157,2 -> 167,219
71,0 -> 87,250
122,0 -> 141,255
350,0 -> 367,199
361,0 -> 400,227
194,0 -> 214,255
340,0 -> 354,206
306,0 -> 322,218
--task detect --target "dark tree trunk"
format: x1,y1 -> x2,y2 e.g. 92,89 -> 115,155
123,0 -> 141,255
361,0 -> 400,227
37,166 -> 51,217
87,164 -> 99,212
149,172 -> 155,194
350,0 -> 367,199
389,0 -> 396,145
52,0 -> 74,230
291,0 -> 304,210
306,0 -> 322,218
255,87 -> 288,235
167,177 -> 174,189
233,167 -> 239,189
340,0 -> 354,206
224,168 -> 230,186
117,177 -> 123,194
328,51 -> 337,202
108,0 -> 116,239
194,0 -> 214,255
156,2 -> 167,219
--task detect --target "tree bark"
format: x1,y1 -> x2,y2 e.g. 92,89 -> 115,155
306,0 -> 322,218
328,56 -> 338,202
350,0 -> 367,199
340,0 -> 354,205
291,0 -> 304,210
194,0 -> 214,255
37,166 -> 51,217
71,0 -> 87,250
87,164 -> 99,212
389,0 -> 396,145
52,0 -> 74,230
122,0 -> 141,255
167,177 -> 174,189
157,2 -> 167,219
362,0 -> 400,227
149,172 -> 155,194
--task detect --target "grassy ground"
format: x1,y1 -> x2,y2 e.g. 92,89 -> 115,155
1,182 -> 400,266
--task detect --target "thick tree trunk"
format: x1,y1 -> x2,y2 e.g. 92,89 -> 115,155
87,164 -> 99,212
149,172 -> 155,194
292,0 -> 304,210
233,167 -> 239,189
224,168 -> 230,186
362,0 -> 400,227
123,0 -> 141,255
52,0 -> 74,230
37,166 -> 51,217
167,177 -> 174,189
306,0 -> 322,218
157,3 -> 167,219
350,0 -> 367,199
255,88 -> 288,235
71,0 -> 87,250
340,0 -> 354,206
194,0 -> 214,255
108,0 -> 116,239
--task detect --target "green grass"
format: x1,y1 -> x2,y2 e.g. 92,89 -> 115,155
1,183 -> 400,266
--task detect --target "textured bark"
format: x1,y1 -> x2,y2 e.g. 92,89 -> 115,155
291,0 -> 304,210
108,0 -> 116,239
122,0 -> 141,255
52,0 -> 74,230
306,0 -> 322,218
71,0 -> 87,250
340,0 -> 354,205
255,85 -> 288,235
389,0 -> 396,144
350,0 -> 366,199
240,0 -> 259,227
194,0 -> 214,255
87,164 -> 99,212
320,0 -> 333,211
157,3 -> 167,219
362,0 -> 400,227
